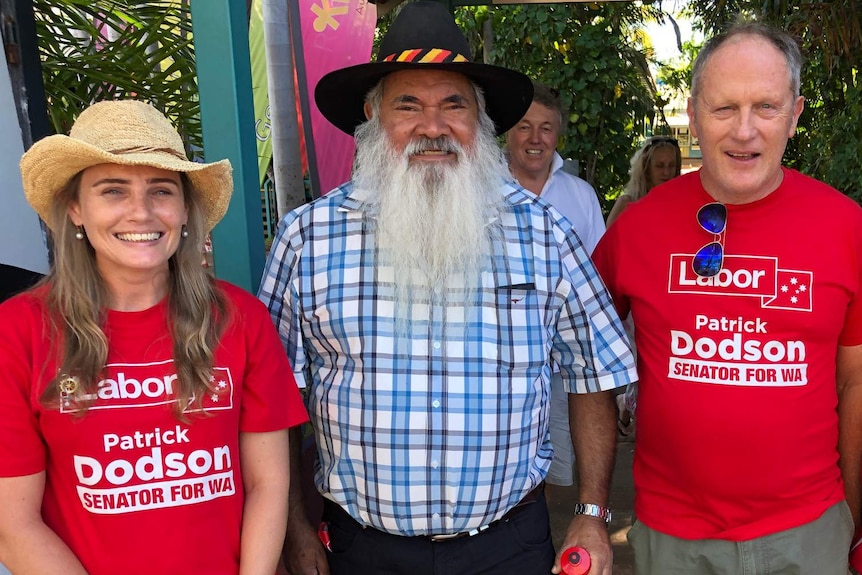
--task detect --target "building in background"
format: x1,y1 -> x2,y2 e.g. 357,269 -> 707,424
662,94 -> 701,174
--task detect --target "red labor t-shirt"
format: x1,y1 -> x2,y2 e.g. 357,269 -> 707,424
593,168 -> 862,540
0,281 -> 308,574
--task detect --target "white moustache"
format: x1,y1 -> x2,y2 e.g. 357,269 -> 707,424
405,137 -> 462,156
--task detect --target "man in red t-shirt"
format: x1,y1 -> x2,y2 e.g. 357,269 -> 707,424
593,21 -> 862,574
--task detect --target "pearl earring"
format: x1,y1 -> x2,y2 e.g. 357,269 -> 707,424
181,225 -> 189,238
75,227 -> 84,240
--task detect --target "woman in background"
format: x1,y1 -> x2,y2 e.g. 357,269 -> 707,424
607,135 -> 682,227
607,136 -> 681,434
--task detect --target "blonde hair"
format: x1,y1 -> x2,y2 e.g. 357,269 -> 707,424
623,137 -> 682,201
41,172 -> 230,418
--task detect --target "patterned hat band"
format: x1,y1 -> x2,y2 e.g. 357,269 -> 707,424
107,145 -> 189,160
382,48 -> 470,64
19,100 -> 234,233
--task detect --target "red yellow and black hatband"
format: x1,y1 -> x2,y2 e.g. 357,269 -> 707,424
382,49 -> 470,64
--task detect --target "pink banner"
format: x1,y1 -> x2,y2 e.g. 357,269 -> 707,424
297,0 -> 377,195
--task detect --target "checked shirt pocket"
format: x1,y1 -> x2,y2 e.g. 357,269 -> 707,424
494,283 -> 543,376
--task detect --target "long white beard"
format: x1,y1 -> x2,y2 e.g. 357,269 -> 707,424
353,112 -> 509,329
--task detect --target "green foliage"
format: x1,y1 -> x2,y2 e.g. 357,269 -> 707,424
32,0 -> 200,154
687,0 -> 862,200
785,47 -> 862,202
456,3 -> 666,213
656,39 -> 700,103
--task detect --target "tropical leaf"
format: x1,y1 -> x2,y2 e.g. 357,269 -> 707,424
32,0 -> 200,153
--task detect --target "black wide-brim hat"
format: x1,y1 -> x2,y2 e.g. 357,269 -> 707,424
315,1 -> 533,136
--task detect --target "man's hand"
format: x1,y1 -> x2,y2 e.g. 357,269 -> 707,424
282,519 -> 329,575
562,390 -> 617,574
552,515 -> 613,575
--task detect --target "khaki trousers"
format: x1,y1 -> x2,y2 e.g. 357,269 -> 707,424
628,501 -> 854,575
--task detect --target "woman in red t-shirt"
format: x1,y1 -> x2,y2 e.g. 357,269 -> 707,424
0,100 -> 307,574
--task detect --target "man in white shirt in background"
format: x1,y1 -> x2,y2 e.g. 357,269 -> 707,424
505,81 -> 607,500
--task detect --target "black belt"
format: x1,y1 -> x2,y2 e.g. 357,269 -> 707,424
323,483 -> 545,544
427,482 -> 545,542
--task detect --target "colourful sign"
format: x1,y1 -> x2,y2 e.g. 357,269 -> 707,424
249,0 -> 272,185
294,0 -> 376,195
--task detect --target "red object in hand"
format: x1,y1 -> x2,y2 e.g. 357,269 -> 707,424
318,522 -> 332,552
561,546 -> 591,575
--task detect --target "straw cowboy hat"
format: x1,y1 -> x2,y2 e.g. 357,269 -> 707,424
20,99 -> 233,233
314,0 -> 533,136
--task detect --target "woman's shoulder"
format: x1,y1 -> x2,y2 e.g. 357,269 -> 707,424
0,286 -> 52,342
606,194 -> 636,227
214,280 -> 269,315
614,194 -> 635,210
1,284 -> 49,315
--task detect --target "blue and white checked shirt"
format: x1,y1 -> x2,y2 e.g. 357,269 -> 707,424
259,180 -> 636,536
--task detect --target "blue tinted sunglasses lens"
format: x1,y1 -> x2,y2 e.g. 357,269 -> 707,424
697,203 -> 727,234
693,241 -> 723,277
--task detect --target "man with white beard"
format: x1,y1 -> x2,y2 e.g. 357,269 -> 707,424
259,3 -> 635,575
351,79 -> 506,318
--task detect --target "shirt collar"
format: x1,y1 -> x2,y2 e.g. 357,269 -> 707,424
337,183 -> 369,213
549,151 -> 564,177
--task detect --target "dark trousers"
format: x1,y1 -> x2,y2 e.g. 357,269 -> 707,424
323,495 -> 555,575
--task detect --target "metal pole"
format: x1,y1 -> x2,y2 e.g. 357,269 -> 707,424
191,0 -> 265,292
263,0 -> 306,219
482,14 -> 493,64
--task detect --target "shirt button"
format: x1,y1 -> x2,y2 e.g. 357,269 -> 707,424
431,460 -> 439,469
432,399 -> 440,408
433,341 -> 441,349
432,513 -> 440,520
